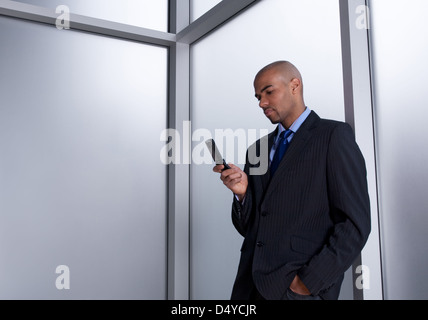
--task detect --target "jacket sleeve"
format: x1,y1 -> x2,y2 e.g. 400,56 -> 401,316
298,123 -> 371,296
231,152 -> 254,238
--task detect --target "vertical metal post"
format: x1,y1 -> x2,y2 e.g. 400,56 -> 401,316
339,0 -> 383,300
167,0 -> 191,300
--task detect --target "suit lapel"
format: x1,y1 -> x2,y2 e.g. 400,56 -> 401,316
250,127 -> 277,198
265,111 -> 321,198
260,129 -> 277,191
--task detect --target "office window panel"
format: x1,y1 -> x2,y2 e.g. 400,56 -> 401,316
370,0 -> 428,300
0,16 -> 168,299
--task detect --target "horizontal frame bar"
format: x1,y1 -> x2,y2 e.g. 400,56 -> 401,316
176,0 -> 260,44
0,0 -> 176,46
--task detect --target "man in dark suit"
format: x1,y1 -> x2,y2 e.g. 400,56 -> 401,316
213,61 -> 371,300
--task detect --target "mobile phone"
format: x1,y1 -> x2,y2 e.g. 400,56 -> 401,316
205,139 -> 231,171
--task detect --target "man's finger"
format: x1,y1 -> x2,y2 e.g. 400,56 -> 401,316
223,172 -> 243,183
213,165 -> 225,173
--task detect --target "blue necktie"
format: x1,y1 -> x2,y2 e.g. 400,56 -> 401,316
270,129 -> 293,176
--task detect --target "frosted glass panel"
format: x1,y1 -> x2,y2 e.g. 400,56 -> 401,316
191,0 -> 345,299
0,16 -> 167,299
12,0 -> 168,31
370,0 -> 428,300
190,0 -> 222,21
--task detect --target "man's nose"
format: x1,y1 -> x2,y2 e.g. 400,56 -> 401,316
259,97 -> 269,108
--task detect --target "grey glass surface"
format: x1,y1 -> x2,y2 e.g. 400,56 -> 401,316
190,0 -> 222,22
190,0 -> 346,300
370,0 -> 428,300
0,16 -> 168,299
11,0 -> 168,31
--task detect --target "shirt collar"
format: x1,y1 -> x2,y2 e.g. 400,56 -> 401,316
277,107 -> 311,135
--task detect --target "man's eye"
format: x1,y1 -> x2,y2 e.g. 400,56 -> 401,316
266,91 -> 273,95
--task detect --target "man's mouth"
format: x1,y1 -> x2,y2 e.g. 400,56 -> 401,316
264,108 -> 273,116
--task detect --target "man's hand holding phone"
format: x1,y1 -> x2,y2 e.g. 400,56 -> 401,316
205,139 -> 248,202
213,163 -> 248,202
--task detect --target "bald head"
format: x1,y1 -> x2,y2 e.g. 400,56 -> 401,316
253,61 -> 306,128
255,61 -> 303,86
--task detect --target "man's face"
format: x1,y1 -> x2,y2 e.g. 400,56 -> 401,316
254,69 -> 294,125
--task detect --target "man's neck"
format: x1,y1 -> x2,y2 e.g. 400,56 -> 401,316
282,105 -> 307,129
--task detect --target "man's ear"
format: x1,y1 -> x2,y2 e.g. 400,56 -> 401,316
290,78 -> 301,94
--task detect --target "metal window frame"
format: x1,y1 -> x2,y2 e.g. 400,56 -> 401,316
0,0 -> 176,46
339,0 -> 383,300
0,0 -> 383,300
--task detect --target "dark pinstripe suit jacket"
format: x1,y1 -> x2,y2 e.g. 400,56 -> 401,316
230,111 -> 371,300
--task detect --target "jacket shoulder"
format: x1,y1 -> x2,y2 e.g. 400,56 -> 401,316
316,118 -> 354,135
318,118 -> 349,129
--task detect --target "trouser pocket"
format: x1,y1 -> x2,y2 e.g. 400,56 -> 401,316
285,288 -> 322,301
